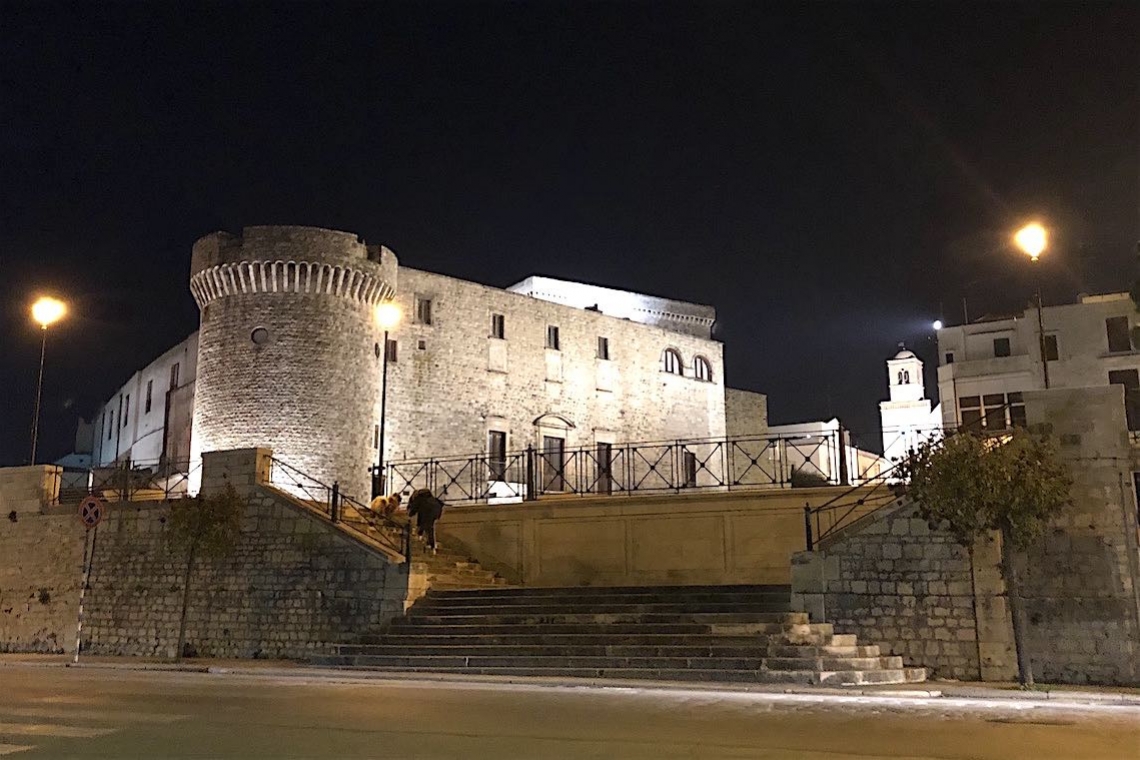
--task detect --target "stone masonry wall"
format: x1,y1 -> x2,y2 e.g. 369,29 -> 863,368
0,509 -> 86,653
80,484 -> 410,658
383,268 -> 728,465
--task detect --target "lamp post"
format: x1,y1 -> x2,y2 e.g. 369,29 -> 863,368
373,302 -> 401,498
29,296 -> 67,464
1014,222 -> 1050,389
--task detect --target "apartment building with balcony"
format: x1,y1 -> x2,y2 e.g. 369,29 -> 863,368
935,292 -> 1140,435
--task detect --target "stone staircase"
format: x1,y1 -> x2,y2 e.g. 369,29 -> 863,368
313,584 -> 926,685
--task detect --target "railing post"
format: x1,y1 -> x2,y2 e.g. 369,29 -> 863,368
330,481 -> 340,523
525,446 -> 537,501
404,522 -> 412,565
803,504 -> 814,552
837,426 -> 850,486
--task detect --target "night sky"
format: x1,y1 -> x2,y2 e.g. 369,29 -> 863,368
1,1 -> 1136,466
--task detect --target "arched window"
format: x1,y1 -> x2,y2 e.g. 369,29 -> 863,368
661,348 -> 683,375
694,355 -> 713,382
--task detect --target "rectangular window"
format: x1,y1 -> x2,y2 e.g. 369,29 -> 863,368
546,325 -> 560,350
597,336 -> 610,360
374,424 -> 380,450
415,296 -> 433,325
107,411 -> 114,439
959,396 -> 982,430
1044,334 -> 1059,362
1108,369 -> 1140,431
541,436 -> 565,492
170,362 -> 180,390
682,450 -> 697,488
490,313 -> 505,340
944,352 -> 955,365
487,431 -> 507,480
595,442 -> 613,494
982,393 -> 1006,431
123,395 -> 130,428
993,337 -> 1011,357
1106,316 -> 1131,353
144,379 -> 153,414
385,338 -> 398,362
1008,391 -> 1027,428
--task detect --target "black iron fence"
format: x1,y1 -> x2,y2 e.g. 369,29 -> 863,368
56,459 -> 202,506
383,431 -> 851,505
268,457 -> 410,561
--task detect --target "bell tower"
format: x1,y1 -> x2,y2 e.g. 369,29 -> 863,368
879,344 -> 938,468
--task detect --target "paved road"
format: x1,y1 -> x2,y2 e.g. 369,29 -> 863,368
0,666 -> 1137,759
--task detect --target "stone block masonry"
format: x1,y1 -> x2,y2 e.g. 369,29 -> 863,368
81,476 -> 410,658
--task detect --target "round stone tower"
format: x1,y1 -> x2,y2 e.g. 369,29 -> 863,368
188,226 -> 398,501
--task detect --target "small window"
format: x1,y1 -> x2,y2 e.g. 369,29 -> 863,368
983,393 -> 1006,431
944,352 -> 955,365
417,339 -> 427,350
959,396 -> 982,430
1044,334 -> 1059,362
415,296 -> 433,326
694,356 -> 713,382
1109,369 -> 1140,431
374,424 -> 380,449
487,431 -> 507,480
993,338 -> 1011,357
1106,316 -> 1131,353
107,411 -> 114,439
682,451 -> 697,487
170,362 -> 180,390
123,395 -> 130,427
385,338 -> 398,362
490,313 -> 505,339
597,336 -> 610,360
144,379 -> 153,414
1008,392 -> 1027,428
662,348 -> 682,375
546,325 -> 560,350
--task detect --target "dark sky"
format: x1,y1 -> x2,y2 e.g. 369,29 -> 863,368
1,1 -> 1137,466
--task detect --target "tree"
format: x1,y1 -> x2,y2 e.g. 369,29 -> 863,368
898,428 -> 1071,686
166,483 -> 246,661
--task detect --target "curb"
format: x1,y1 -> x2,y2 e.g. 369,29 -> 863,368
8,659 -> 1138,706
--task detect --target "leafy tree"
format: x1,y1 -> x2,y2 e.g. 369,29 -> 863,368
898,428 -> 1071,686
166,483 -> 246,661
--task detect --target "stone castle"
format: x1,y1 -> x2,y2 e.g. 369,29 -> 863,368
84,225 -> 765,500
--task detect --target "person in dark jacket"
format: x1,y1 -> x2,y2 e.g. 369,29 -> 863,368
406,489 -> 445,553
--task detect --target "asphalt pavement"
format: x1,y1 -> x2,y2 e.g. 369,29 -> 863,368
0,664 -> 1137,759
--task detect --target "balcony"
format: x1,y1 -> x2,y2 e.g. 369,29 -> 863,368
938,353 -> 1034,382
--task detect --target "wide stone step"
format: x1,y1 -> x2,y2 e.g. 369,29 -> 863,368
316,653 -> 906,671
362,632 -> 847,647
334,643 -> 827,658
766,644 -> 881,658
417,590 -> 792,605
402,612 -> 810,626
425,584 -> 791,600
387,621 -> 832,637
408,602 -> 794,616
308,663 -> 909,685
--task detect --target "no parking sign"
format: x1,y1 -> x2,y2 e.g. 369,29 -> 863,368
78,495 -> 104,529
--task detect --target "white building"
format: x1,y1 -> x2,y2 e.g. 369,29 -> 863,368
935,292 -> 1139,433
878,346 -> 943,467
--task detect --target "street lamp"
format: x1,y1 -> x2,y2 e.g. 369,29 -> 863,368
373,302 -> 401,498
1014,222 -> 1050,389
29,296 -> 67,464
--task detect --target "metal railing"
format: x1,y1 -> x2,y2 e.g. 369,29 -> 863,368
56,458 -> 202,505
383,431 -> 849,505
805,409 -> 1020,550
268,457 -> 411,562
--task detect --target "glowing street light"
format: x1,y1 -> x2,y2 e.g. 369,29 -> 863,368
1014,222 -> 1047,262
1013,222 -> 1050,388
372,302 -> 402,497
29,296 -> 68,464
932,320 -> 943,331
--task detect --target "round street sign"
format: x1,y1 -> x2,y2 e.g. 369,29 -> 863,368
78,495 -> 104,529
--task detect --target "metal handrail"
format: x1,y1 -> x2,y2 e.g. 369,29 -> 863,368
267,457 -> 410,562
57,458 -> 202,504
383,431 -> 848,505
807,404 -> 1021,547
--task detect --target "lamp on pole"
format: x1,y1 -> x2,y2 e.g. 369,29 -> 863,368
29,296 -> 67,464
1014,222 -> 1050,389
373,302 -> 402,498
